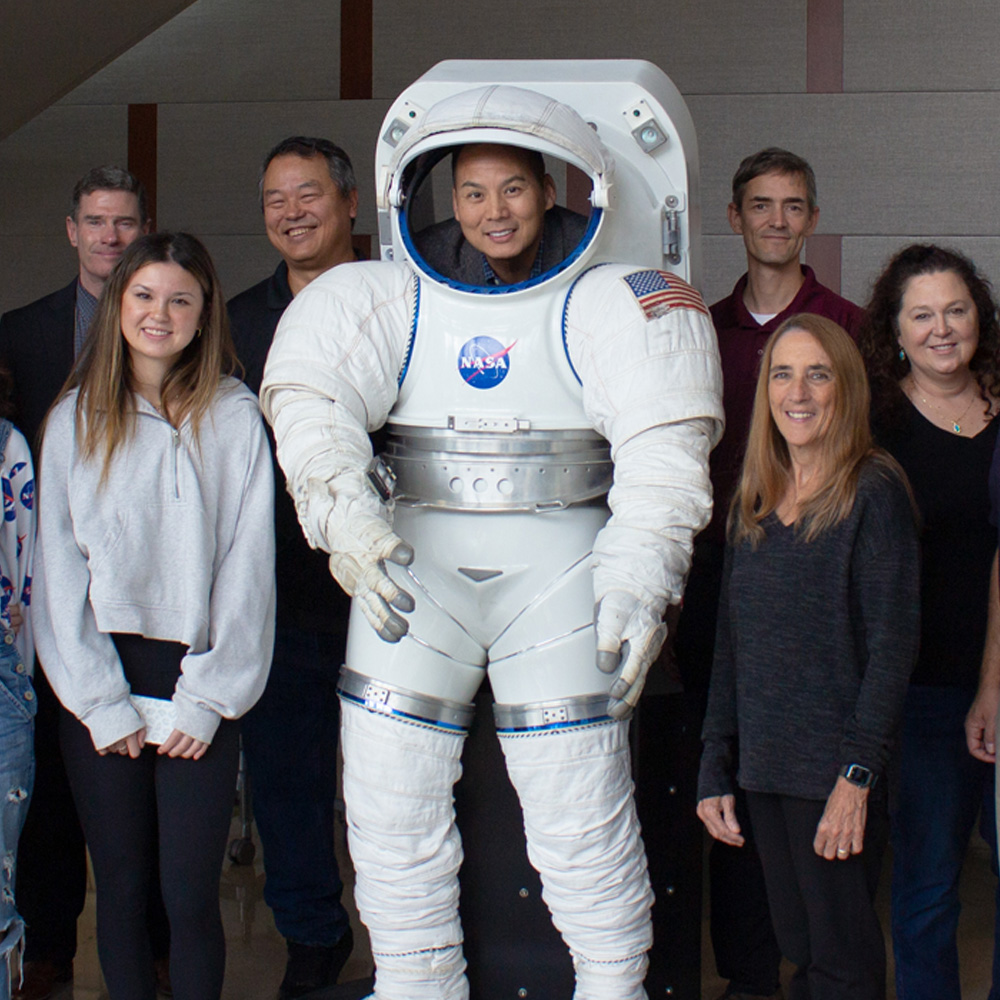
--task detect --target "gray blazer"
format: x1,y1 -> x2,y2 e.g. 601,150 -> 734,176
413,205 -> 590,286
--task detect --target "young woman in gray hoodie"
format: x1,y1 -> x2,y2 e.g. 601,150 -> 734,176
33,232 -> 275,1000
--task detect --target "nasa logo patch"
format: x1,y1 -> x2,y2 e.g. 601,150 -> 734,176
457,336 -> 515,390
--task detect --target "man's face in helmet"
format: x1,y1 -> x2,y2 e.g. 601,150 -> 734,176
452,143 -> 556,285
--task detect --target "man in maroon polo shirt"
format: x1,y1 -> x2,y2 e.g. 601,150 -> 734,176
676,148 -> 864,1000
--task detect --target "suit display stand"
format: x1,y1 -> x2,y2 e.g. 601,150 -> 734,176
456,687 -> 575,999
312,979 -> 374,999
453,671 -> 703,999
633,681 -> 704,999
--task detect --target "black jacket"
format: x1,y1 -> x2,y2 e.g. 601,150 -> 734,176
0,279 -> 77,451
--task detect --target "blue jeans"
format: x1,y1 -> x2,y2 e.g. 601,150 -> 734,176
891,684 -> 999,1000
0,633 -> 36,1000
240,626 -> 350,947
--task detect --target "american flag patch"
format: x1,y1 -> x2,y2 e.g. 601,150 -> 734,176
622,270 -> 709,320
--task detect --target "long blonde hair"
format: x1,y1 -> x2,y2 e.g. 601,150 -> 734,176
729,313 -> 897,547
58,232 -> 238,480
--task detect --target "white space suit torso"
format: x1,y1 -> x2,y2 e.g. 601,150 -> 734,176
261,62 -> 723,1000
386,271 -> 611,514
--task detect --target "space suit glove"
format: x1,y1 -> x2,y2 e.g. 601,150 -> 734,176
595,590 -> 668,720
308,476 -> 415,643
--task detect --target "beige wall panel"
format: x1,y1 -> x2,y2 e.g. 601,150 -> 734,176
842,237 -> 1000,308
0,105 -> 127,238
156,100 -> 391,239
373,0 -> 806,100
844,0 -> 1000,93
688,93 -> 1000,237
702,235 -> 751,309
198,234 -> 283,302
62,0 -> 342,106
0,236 -> 83,315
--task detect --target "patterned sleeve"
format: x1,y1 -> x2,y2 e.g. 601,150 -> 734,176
1,426 -> 35,666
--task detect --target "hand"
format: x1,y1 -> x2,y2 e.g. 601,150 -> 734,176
310,478 -> 415,643
697,794 -> 745,847
158,729 -> 210,760
595,590 -> 668,719
966,683 -> 999,763
814,776 -> 869,860
98,728 -> 146,758
7,602 -> 23,635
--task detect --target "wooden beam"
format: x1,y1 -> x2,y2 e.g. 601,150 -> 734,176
127,103 -> 157,229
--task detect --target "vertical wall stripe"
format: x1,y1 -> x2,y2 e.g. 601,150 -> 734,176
806,0 -> 844,94
127,103 -> 157,229
806,0 -> 844,293
341,0 -> 373,100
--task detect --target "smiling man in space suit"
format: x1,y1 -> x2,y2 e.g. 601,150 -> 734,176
417,142 -> 587,286
261,72 -> 722,1000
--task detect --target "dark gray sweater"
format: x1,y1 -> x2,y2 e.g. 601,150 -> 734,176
698,460 -> 920,802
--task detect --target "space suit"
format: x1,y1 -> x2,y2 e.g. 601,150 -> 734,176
260,61 -> 723,1000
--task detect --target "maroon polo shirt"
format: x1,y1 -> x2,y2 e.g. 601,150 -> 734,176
705,264 -> 864,544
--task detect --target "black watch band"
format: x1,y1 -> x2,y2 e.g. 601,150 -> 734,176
839,763 -> 877,789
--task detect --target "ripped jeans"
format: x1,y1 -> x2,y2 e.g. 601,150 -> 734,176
0,632 -> 35,999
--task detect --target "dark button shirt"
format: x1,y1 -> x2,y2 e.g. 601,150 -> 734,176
705,265 -> 865,545
481,237 -> 546,285
227,261 -> 352,638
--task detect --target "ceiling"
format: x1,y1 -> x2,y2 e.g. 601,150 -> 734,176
0,0 -> 197,140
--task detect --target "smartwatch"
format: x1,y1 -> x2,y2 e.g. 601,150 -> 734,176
839,763 -> 877,789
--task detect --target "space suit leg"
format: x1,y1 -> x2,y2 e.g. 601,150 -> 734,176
340,698 -> 469,1000
498,717 -> 653,1000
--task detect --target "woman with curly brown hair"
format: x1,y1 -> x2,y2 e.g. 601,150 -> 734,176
860,243 -> 1000,1000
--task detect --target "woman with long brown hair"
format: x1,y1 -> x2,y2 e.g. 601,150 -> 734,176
698,313 -> 919,999
32,232 -> 274,1000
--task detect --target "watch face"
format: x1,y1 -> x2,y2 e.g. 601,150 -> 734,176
843,764 -> 874,787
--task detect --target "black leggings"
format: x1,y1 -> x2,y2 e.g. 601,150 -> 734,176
59,635 -> 239,1000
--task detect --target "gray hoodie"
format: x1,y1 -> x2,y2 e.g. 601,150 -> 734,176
34,377 -> 275,749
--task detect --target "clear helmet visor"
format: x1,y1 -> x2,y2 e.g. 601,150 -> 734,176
393,130 -> 608,293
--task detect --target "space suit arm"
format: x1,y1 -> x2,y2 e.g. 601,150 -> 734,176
566,267 -> 723,715
260,262 -> 419,640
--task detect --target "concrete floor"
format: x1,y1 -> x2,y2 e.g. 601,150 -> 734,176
30,814 -> 998,999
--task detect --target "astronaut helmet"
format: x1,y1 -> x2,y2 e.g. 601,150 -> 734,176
375,61 -> 701,290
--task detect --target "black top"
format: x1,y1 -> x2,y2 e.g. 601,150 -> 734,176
698,461 -> 920,802
876,402 -> 998,688
227,262 -> 351,639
